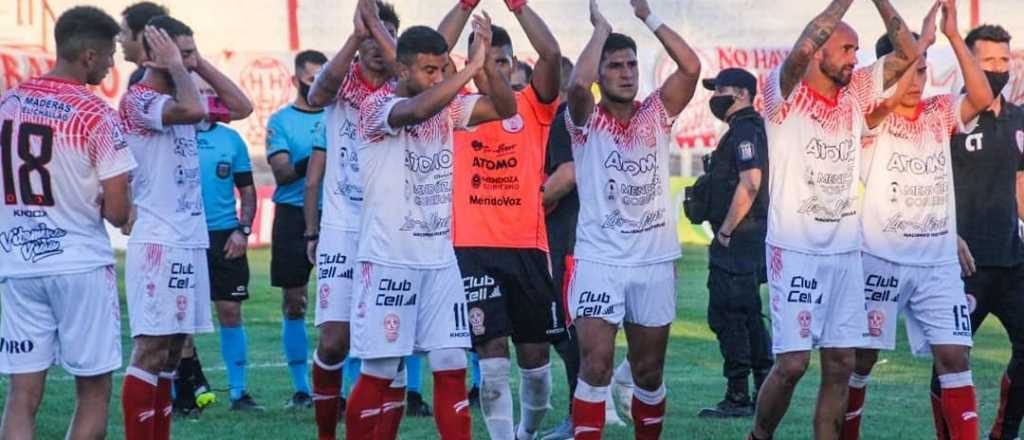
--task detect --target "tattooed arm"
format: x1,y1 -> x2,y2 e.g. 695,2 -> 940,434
778,0 -> 855,99
872,0 -> 920,89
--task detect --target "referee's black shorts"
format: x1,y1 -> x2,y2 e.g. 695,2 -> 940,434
270,204 -> 314,288
207,229 -> 250,301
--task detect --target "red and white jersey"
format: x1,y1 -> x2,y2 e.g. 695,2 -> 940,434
0,77 -> 136,278
357,91 -> 480,268
763,59 -> 887,254
120,84 -> 208,249
320,64 -> 395,232
861,94 -> 976,265
566,90 -> 680,266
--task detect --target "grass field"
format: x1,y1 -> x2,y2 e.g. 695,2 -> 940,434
0,245 -> 1016,439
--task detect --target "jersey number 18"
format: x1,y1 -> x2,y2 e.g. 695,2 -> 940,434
1,120 -> 54,206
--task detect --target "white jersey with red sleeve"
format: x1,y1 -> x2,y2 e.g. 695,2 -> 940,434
566,89 -> 681,266
763,58 -> 887,254
119,84 -> 208,249
861,94 -> 977,265
356,91 -> 481,268
0,77 -> 137,278
320,64 -> 396,232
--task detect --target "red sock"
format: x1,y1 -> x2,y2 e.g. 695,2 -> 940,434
571,397 -> 605,440
154,372 -> 173,440
432,369 -> 470,440
312,360 -> 343,440
840,385 -> 867,440
931,391 -> 951,440
376,386 -> 406,440
122,368 -> 157,440
344,374 -> 392,440
631,395 -> 666,440
941,385 -> 979,440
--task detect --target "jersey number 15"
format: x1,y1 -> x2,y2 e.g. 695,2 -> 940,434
1,120 -> 54,206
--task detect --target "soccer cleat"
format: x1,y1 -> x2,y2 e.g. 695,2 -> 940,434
229,393 -> 266,412
609,380 -> 632,424
285,391 -> 313,409
697,394 -> 755,418
172,405 -> 201,421
468,386 -> 480,408
539,416 -> 574,440
406,391 -> 433,417
195,387 -> 217,410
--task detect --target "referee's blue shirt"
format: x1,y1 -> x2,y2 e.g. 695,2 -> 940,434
198,123 -> 251,231
265,105 -> 325,207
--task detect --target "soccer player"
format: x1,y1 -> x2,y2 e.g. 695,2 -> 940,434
840,2 -> 994,439
118,2 -> 168,86
438,0 -> 565,437
303,0 -> 400,437
564,1 -> 700,438
266,49 -> 328,409
747,0 -> 918,439
195,107 -> 263,412
946,22 -> 1024,440
0,7 -> 134,439
119,16 -> 252,440
347,15 -> 517,439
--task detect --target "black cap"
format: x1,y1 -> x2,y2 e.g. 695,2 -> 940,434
702,68 -> 758,98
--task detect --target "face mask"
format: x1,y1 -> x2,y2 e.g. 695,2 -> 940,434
298,81 -> 312,102
985,70 -> 1010,98
709,95 -> 736,121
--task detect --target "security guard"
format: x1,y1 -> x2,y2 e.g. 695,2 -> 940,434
697,68 -> 774,418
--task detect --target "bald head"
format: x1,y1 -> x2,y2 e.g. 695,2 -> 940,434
813,21 -> 860,87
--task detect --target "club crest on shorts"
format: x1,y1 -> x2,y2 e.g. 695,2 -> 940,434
867,310 -> 885,337
175,295 -> 188,321
319,284 -> 330,309
502,114 -> 524,133
383,313 -> 400,342
469,307 -> 485,336
797,310 -> 812,338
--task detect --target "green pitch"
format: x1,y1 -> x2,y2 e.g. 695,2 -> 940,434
0,246 -> 1013,439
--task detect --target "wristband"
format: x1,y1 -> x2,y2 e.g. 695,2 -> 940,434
459,0 -> 480,11
294,157 -> 310,177
719,230 -> 731,238
303,232 -> 319,241
644,14 -> 664,32
504,0 -> 527,13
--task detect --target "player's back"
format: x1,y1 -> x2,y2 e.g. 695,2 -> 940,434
0,77 -> 136,278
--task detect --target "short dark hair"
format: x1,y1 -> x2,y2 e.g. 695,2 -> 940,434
295,50 -> 328,74
142,15 -> 193,57
965,24 -> 1012,50
875,32 -> 921,58
468,25 -> 513,52
396,26 -> 448,65
517,61 -> 533,78
54,6 -> 121,62
377,1 -> 400,31
601,33 -> 637,62
121,2 -> 168,38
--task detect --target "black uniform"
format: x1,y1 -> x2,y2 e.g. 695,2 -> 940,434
947,98 -> 1024,440
705,107 -> 773,398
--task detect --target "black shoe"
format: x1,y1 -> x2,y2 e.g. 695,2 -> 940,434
468,386 -> 480,407
406,391 -> 433,417
285,391 -> 313,409
230,393 -> 266,412
172,405 -> 201,420
698,394 -> 754,418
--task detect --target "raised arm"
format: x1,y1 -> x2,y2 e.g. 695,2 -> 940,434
308,2 -> 369,108
513,3 -> 561,103
437,0 -> 476,51
866,2 -> 941,129
777,0 -> 854,99
567,0 -> 612,126
143,27 -> 205,125
196,56 -> 253,121
872,0 -> 920,89
468,13 -> 518,125
360,0 -> 397,65
631,0 -> 700,117
941,0 -> 993,122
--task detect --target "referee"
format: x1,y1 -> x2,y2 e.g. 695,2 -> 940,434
944,24 -> 1024,440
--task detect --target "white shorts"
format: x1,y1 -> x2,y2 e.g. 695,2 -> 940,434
861,253 -> 973,356
767,246 -> 867,354
349,262 -> 471,359
314,229 -> 358,326
567,259 -> 677,327
0,266 -> 122,376
126,243 -> 213,337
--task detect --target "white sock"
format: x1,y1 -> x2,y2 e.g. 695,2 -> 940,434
633,383 -> 666,405
516,363 -> 551,438
938,371 -> 974,389
390,363 -> 407,389
613,359 -> 633,385
849,372 -> 870,389
574,378 -> 608,403
480,357 -> 514,440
